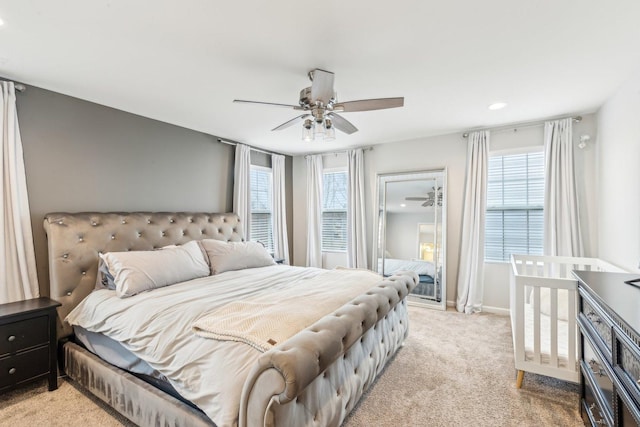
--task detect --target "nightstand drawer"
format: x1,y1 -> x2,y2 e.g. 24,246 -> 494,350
0,315 -> 49,356
0,346 -> 49,389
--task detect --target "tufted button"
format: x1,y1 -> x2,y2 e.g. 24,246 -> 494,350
323,372 -> 327,378
66,291 -> 72,296
169,219 -> 175,223
222,217 -> 226,222
336,389 -> 341,396
111,235 -> 116,240
91,221 -> 97,226
188,218 -> 194,223
181,231 -> 185,236
201,230 -> 206,235
81,271 -> 86,276
78,237 -> 84,242
218,228 -> 222,233
161,231 -> 166,236
58,220 -> 63,225
137,232 -> 142,237
122,220 -> 126,224
147,219 -> 152,224
62,253 -> 69,259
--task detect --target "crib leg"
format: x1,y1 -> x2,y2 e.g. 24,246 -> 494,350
516,370 -> 525,389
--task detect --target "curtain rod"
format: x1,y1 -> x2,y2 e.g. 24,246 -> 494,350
15,83 -> 26,92
216,138 -> 285,156
303,146 -> 373,159
462,115 -> 582,138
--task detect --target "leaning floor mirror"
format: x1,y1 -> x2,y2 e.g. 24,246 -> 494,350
374,169 -> 447,310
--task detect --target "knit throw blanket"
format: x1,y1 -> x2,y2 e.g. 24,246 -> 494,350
192,268 -> 381,352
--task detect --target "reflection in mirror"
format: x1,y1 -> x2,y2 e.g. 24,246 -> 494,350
374,169 -> 447,310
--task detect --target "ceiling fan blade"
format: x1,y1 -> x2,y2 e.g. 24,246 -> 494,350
310,69 -> 335,104
271,114 -> 311,131
327,112 -> 358,135
334,97 -> 404,112
233,99 -> 302,110
405,197 -> 428,201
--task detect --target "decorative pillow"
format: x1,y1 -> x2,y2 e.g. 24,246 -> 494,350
94,257 -> 116,290
101,240 -> 210,298
200,239 -> 276,275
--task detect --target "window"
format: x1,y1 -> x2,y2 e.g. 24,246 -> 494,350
250,166 -> 273,253
322,170 -> 348,251
485,151 -> 544,262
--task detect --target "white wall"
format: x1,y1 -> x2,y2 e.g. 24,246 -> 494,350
292,114 -> 599,311
596,70 -> 640,272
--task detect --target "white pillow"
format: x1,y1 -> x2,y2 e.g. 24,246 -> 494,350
200,239 -> 276,274
101,240 -> 210,298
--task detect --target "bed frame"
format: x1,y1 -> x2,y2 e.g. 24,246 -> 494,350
44,212 -> 416,427
509,254 -> 624,389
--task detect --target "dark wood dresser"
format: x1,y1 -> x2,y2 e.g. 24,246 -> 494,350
574,270 -> 640,426
0,297 -> 61,393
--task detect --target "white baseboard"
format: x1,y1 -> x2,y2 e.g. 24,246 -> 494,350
481,305 -> 510,316
445,300 -> 509,316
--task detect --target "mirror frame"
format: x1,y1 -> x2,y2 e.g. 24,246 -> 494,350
373,168 -> 447,311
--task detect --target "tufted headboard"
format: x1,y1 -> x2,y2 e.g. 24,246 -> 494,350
43,212 -> 244,339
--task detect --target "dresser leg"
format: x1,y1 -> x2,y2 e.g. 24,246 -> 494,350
516,370 -> 524,389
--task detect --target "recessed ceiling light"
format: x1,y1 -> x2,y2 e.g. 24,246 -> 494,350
400,203 -> 406,208
0,18 -> 4,26
488,102 -> 507,110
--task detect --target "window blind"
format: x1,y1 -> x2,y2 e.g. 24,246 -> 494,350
485,151 -> 544,261
322,171 -> 348,251
250,167 -> 274,253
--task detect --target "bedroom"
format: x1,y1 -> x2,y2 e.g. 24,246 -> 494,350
1,1 -> 640,426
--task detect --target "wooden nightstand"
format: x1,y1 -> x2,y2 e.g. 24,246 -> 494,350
0,297 -> 61,393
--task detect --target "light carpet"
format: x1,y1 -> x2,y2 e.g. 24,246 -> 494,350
0,306 -> 581,427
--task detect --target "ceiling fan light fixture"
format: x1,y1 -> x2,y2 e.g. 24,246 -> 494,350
324,119 -> 335,141
302,119 -> 313,142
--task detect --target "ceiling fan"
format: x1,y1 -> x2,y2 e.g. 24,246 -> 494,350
406,187 -> 442,207
233,69 -> 404,141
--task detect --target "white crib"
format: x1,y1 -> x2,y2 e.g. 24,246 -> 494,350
509,255 -> 624,388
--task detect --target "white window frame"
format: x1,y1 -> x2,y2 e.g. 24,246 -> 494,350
322,167 -> 348,253
249,165 -> 274,254
484,148 -> 544,263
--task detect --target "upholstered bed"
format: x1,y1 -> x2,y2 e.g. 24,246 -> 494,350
44,212 -> 417,427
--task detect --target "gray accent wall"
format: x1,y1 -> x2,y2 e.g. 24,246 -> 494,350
15,84 -> 293,296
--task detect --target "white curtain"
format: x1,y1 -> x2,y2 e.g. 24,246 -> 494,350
233,143 -> 251,241
456,131 -> 489,314
347,148 -> 367,269
306,155 -> 323,267
1,81 -> 39,304
544,118 -> 583,256
272,154 -> 290,264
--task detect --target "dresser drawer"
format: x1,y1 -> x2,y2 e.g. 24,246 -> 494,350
0,315 -> 49,357
613,326 -> 640,407
580,292 -> 613,360
0,346 -> 49,389
582,376 -> 612,427
583,334 -> 614,414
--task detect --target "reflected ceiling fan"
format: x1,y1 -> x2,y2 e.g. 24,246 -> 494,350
233,69 -> 404,142
406,187 -> 442,207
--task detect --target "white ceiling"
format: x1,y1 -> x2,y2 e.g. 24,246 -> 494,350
1,1 -> 640,155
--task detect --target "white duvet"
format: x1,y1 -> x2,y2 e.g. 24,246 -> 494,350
65,265 -> 381,427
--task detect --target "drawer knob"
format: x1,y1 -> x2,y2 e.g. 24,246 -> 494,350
8,367 -> 16,375
7,335 -> 15,342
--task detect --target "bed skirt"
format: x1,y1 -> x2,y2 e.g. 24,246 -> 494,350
63,341 -> 215,427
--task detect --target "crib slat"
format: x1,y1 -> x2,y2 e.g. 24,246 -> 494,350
568,288 -> 577,368
533,286 -> 541,364
550,289 -> 558,367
